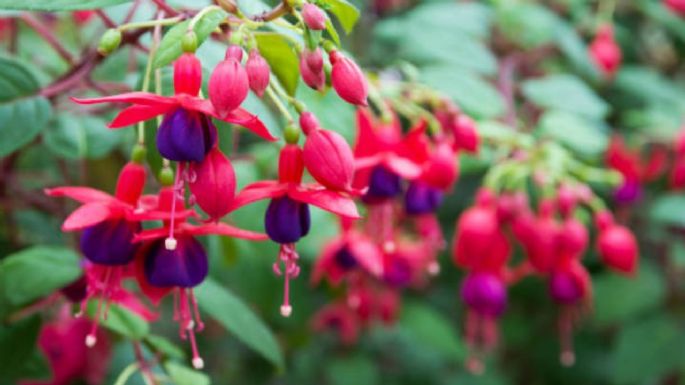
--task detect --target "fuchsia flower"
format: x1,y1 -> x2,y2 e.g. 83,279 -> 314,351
353,109 -> 425,200
311,227 -> 383,286
312,302 -> 361,345
187,147 -> 236,220
589,23 -> 622,78
132,186 -> 266,368
22,306 -> 111,385
232,144 -> 359,316
72,52 -> 275,163
45,162 -> 149,345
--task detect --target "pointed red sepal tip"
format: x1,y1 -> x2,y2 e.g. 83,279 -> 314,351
115,162 -> 146,206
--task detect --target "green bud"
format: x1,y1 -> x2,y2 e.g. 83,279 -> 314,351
98,29 -> 122,56
158,166 -> 175,186
131,144 -> 147,164
181,31 -> 198,53
229,31 -> 243,46
283,124 -> 301,144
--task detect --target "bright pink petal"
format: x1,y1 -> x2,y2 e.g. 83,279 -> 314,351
177,94 -> 216,116
290,186 -> 360,219
62,202 -> 112,231
222,108 -> 277,141
230,181 -> 287,210
126,208 -> 197,222
350,235 -> 383,277
70,92 -> 176,106
355,154 -> 383,171
45,186 -> 115,204
109,104 -> 176,128
133,228 -> 169,243
383,155 -> 423,179
181,222 -> 267,240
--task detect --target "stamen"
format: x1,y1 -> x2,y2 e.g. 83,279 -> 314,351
167,165 -> 184,250
175,288 -> 205,369
275,244 -> 301,317
559,305 -> 576,367
84,267 -> 115,348
190,290 -> 205,331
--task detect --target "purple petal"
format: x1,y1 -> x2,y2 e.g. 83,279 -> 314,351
549,270 -> 583,304
156,108 -> 217,162
363,166 -> 402,202
404,181 -> 443,214
264,197 -> 311,244
80,219 -> 139,265
461,272 -> 507,317
144,236 -> 208,288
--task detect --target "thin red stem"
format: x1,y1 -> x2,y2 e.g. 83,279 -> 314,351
20,13 -> 75,64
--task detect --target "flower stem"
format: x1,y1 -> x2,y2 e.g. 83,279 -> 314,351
266,84 -> 294,124
118,16 -> 184,32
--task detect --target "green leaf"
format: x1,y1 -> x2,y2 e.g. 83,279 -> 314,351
164,362 -> 211,385
194,278 -> 284,370
0,315 -> 42,380
593,262 -> 666,327
323,0 -> 360,34
420,66 -> 505,119
522,74 -> 609,119
14,349 -> 51,381
0,56 -> 52,157
325,354 -> 379,385
496,4 -> 561,48
153,9 -> 228,68
145,335 -> 186,360
255,32 -> 300,96
536,110 -> 608,156
87,302 -> 150,340
44,114 -> 123,160
325,18 -> 341,47
0,246 -> 81,306
611,316 -> 685,384
400,302 -> 465,360
650,194 -> 685,228
0,0 -> 131,11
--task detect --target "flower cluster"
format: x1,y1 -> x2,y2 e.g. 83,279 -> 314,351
453,184 -> 638,372
311,102 -> 479,342
46,32 -> 368,369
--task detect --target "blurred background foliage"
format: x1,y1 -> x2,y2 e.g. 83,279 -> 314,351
2,0 -> 685,384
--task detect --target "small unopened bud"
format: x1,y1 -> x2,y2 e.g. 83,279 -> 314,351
302,3 -> 327,30
131,144 -> 147,164
181,31 -> 198,53
246,49 -> 270,97
159,167 -> 175,186
329,51 -> 368,106
284,124 -> 301,144
98,29 -> 122,56
225,45 -> 244,61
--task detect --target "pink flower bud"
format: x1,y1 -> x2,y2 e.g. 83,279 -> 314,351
304,48 -> 324,72
597,224 -> 638,275
188,147 -> 236,220
173,53 -> 202,95
302,3 -> 327,30
300,49 -> 325,90
330,51 -> 368,106
225,45 -> 244,61
589,24 -> 622,77
303,127 -> 355,191
208,58 -> 249,117
246,49 -> 270,97
452,115 -> 479,153
421,143 -> 458,190
299,111 -> 320,135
